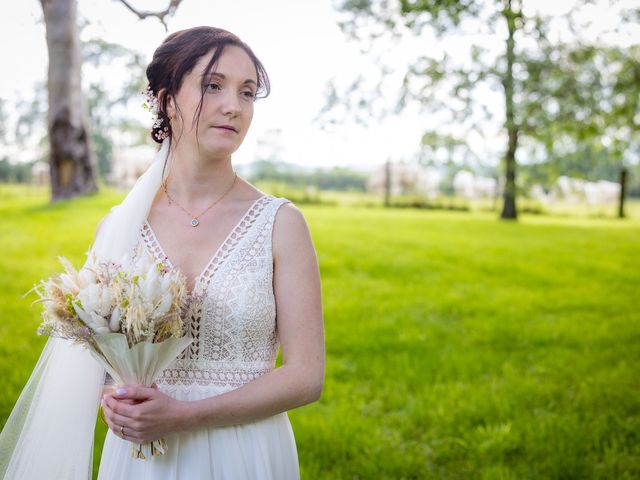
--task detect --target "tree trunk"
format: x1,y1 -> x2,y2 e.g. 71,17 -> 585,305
500,0 -> 519,220
41,0 -> 97,201
618,167 -> 627,218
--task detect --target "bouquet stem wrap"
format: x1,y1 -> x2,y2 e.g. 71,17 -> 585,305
90,333 -> 192,459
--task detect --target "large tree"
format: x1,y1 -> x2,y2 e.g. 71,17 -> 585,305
41,0 -> 96,200
330,0 -> 639,219
40,0 -> 183,201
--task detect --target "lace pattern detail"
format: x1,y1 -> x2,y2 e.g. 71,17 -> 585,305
139,195 -> 291,389
159,360 -> 273,388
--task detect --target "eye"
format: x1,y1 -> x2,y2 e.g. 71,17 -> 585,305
205,83 -> 221,93
242,90 -> 257,101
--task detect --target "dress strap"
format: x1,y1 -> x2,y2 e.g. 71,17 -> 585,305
264,197 -> 292,250
269,197 -> 292,214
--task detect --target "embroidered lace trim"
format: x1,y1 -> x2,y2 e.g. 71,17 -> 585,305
138,195 -> 291,388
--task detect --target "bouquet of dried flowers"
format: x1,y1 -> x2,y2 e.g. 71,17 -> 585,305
26,245 -> 192,459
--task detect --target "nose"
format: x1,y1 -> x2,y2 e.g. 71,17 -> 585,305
221,89 -> 241,117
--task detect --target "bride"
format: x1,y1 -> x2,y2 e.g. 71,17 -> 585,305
0,26 -> 324,480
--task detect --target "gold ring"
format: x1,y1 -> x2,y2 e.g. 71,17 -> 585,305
120,425 -> 125,436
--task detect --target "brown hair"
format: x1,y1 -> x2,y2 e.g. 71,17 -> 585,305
145,26 -> 270,145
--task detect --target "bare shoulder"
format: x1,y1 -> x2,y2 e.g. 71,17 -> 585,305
273,201 -> 309,239
272,201 -> 316,261
274,201 -> 306,227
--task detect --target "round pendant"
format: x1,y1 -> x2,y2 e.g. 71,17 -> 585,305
191,218 -> 199,227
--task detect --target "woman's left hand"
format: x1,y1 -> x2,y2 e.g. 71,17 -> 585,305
101,384 -> 192,443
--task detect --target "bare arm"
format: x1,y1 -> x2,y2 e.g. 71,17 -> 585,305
103,202 -> 325,438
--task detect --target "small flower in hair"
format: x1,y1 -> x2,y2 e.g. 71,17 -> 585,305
142,84 -> 170,140
154,126 -> 170,141
142,85 -> 159,117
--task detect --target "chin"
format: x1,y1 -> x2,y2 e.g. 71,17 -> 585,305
200,142 -> 239,159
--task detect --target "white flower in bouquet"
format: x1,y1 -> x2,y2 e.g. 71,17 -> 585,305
73,282 -> 113,334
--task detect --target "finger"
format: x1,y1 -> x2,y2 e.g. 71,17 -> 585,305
104,405 -> 136,430
103,394 -> 135,406
103,396 -> 137,420
103,405 -> 144,441
113,419 -> 145,443
113,385 -> 156,401
103,410 -> 123,438
113,422 -> 144,443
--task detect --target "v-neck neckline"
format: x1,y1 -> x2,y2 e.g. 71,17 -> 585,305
142,195 -> 270,296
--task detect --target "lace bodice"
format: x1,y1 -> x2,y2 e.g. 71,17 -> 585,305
136,195 -> 291,391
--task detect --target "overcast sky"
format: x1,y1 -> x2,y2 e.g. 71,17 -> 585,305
0,1 -> 636,171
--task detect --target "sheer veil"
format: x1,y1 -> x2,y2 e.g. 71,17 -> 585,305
0,138 -> 170,479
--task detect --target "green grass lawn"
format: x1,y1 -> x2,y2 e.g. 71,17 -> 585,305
1,185 -> 639,479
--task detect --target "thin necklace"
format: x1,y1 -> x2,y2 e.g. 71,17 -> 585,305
162,172 -> 238,227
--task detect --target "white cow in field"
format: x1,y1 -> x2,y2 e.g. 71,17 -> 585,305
367,162 -> 442,198
550,176 -> 620,205
452,170 -> 499,200
110,144 -> 157,190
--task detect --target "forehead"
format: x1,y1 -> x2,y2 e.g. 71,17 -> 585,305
195,45 -> 257,82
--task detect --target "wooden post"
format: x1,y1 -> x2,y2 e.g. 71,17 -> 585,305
618,167 -> 627,219
384,159 -> 391,208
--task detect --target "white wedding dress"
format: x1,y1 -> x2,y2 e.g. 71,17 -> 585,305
97,194 -> 300,480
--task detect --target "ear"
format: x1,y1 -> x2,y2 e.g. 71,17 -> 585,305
158,88 -> 175,119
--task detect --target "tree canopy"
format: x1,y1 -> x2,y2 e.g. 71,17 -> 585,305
325,0 -> 640,216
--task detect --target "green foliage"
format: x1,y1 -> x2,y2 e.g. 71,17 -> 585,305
399,0 -> 481,27
1,186 -> 639,478
249,160 -> 368,192
388,193 -> 471,210
521,42 -> 640,168
0,158 -> 34,183
253,180 -> 329,205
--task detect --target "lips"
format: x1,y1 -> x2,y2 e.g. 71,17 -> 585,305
213,125 -> 238,133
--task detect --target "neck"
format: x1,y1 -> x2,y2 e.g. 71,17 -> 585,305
163,142 -> 237,208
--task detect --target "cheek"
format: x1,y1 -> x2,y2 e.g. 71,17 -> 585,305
244,106 -> 254,126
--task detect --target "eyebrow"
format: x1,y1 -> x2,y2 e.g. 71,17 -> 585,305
202,72 -> 257,86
